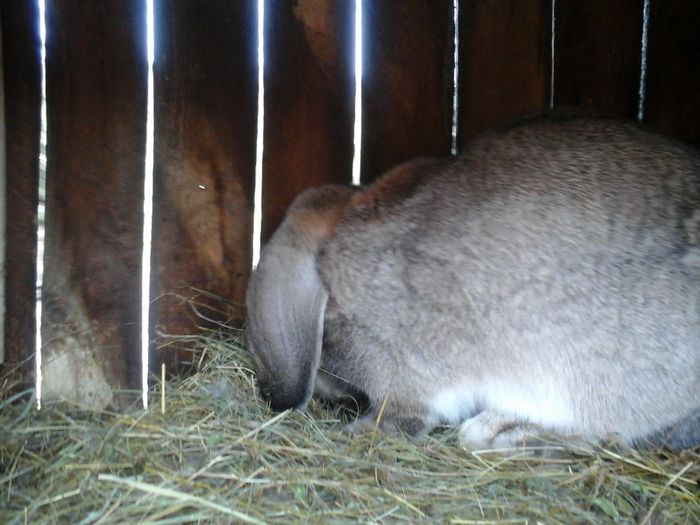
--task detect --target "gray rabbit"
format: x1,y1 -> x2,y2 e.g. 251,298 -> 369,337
246,114 -> 700,450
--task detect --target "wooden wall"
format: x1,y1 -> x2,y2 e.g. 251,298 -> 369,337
2,1 -> 41,389
152,0 -> 257,368
2,0 -> 699,403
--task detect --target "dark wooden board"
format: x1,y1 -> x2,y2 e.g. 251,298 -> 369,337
554,0 -> 644,118
42,0 -> 147,395
458,0 -> 551,145
644,0 -> 700,148
1,1 -> 41,387
152,0 -> 257,368
262,0 -> 355,240
362,0 -> 454,182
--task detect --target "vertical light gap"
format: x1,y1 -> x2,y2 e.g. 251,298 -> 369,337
450,0 -> 459,155
35,0 -> 48,410
0,19 -> 5,364
141,0 -> 156,409
252,0 -> 265,268
549,0 -> 556,108
637,0 -> 650,122
351,0 -> 363,185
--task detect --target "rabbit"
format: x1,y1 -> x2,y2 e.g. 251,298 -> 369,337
246,113 -> 700,450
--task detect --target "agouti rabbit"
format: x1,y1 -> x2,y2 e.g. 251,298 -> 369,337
246,114 -> 700,450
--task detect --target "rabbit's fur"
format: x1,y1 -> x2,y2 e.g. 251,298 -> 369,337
246,114 -> 700,450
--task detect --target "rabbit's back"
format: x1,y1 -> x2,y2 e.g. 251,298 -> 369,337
319,116 -> 700,443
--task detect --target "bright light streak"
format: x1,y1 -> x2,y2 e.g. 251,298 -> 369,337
450,0 -> 459,155
351,0 -> 363,185
252,0 -> 265,268
550,0 -> 556,108
637,0 -> 650,122
141,0 -> 156,409
35,0 -> 48,410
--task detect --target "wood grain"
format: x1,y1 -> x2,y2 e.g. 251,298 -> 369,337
42,0 -> 147,400
262,0 -> 355,240
644,0 -> 700,148
362,0 -> 454,182
554,0 -> 644,118
152,0 -> 257,369
1,1 -> 41,387
458,0 -> 550,144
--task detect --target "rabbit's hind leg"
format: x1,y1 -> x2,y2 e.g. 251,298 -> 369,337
459,410 -> 596,456
459,410 -> 545,451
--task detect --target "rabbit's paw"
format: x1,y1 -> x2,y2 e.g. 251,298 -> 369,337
459,410 -> 536,451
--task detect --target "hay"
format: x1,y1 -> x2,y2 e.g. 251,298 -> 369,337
1,329 -> 698,524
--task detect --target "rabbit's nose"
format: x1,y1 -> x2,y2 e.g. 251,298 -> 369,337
258,377 -> 305,412
257,379 -> 274,404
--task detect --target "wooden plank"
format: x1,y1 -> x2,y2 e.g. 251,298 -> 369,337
458,0 -> 550,145
42,0 -> 146,405
152,0 -> 257,366
1,1 -> 40,387
644,0 -> 700,148
361,0 -> 454,182
262,0 -> 355,240
554,0 -> 643,118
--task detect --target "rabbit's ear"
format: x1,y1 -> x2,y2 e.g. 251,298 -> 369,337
246,241 -> 327,410
246,185 -> 355,411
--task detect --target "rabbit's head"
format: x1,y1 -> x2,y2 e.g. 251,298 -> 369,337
245,185 -> 355,411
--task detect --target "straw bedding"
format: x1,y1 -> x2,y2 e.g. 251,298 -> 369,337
2,328 -> 699,524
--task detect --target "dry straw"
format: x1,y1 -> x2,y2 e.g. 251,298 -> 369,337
2,327 -> 698,524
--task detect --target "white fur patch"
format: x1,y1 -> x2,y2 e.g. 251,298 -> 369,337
482,380 -> 575,429
428,386 -> 478,425
428,378 -> 575,432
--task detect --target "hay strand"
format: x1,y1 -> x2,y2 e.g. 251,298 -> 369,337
2,329 -> 698,524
